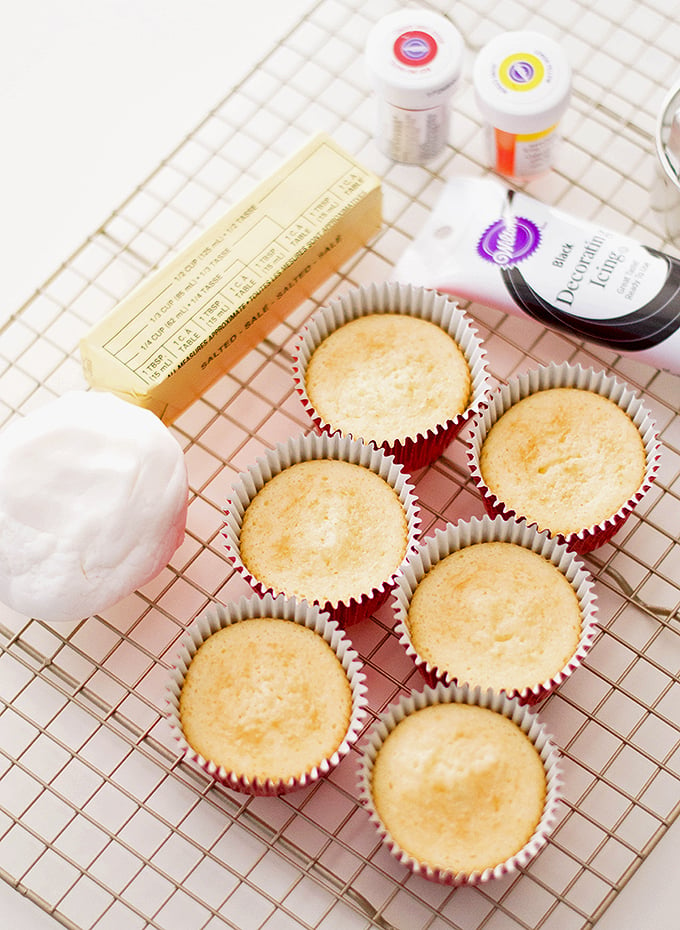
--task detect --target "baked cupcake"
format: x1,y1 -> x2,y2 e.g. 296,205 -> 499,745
223,432 -> 421,625
166,594 -> 368,795
393,514 -> 598,703
466,362 -> 661,553
292,282 -> 490,470
359,683 -> 562,886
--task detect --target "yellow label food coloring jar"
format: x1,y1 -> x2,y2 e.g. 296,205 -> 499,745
473,30 -> 572,178
365,10 -> 464,165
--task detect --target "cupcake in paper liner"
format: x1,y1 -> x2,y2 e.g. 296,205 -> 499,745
392,514 -> 598,704
358,683 -> 562,886
466,361 -> 661,554
222,432 -> 421,626
291,281 -> 491,471
166,593 -> 369,796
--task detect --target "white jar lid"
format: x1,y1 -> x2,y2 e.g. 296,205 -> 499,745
365,9 -> 464,109
473,30 -> 572,134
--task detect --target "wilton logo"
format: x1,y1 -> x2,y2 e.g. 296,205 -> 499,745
477,216 -> 541,266
508,60 -> 535,84
393,30 -> 438,66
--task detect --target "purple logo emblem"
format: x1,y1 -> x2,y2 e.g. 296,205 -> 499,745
394,30 -> 437,66
477,216 -> 540,266
508,60 -> 535,84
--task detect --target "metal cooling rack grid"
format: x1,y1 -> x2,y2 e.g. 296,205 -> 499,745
0,0 -> 679,928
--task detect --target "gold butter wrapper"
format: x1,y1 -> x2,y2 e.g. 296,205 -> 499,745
80,133 -> 382,423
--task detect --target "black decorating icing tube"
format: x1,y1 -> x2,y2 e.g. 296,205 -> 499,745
394,176 -> 680,374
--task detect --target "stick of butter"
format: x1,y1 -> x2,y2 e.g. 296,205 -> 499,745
80,133 -> 382,423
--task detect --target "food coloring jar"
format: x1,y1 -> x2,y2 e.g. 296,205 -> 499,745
473,30 -> 571,178
365,9 -> 464,164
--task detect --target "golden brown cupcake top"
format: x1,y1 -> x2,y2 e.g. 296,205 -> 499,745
371,702 -> 546,875
407,541 -> 581,693
179,618 -> 352,782
305,314 -> 471,443
240,459 -> 408,606
480,387 -> 646,535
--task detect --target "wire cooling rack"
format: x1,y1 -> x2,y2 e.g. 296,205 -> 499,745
1,1 -> 679,928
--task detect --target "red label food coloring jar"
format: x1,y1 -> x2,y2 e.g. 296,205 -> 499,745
365,9 -> 464,165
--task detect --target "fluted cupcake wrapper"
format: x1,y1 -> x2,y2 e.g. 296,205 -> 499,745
358,682 -> 563,887
166,593 -> 369,796
292,281 -> 491,471
222,431 -> 421,626
466,361 -> 662,554
392,514 -> 598,704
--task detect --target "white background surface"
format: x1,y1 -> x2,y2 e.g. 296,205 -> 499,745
0,0 -> 315,323
1,2 -> 678,928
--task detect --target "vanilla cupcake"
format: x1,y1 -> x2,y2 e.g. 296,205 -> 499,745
223,432 -> 421,625
359,683 -> 562,886
466,362 -> 661,553
292,282 -> 490,470
166,594 -> 368,795
393,515 -> 598,702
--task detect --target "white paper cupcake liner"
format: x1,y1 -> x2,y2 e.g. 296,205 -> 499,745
166,593 -> 369,796
292,281 -> 491,470
358,682 -> 563,887
222,431 -> 421,626
392,514 -> 598,703
466,361 -> 662,554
